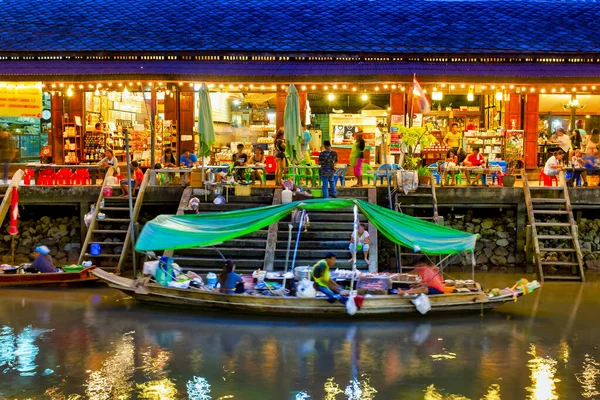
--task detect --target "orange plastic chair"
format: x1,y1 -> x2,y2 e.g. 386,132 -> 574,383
539,170 -> 559,186
73,169 -> 91,185
54,168 -> 73,185
37,169 -> 56,185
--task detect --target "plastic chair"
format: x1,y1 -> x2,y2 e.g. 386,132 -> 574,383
37,169 -> 56,186
55,168 -> 74,185
488,161 -> 507,186
333,165 -> 348,187
428,163 -> 441,185
539,170 -> 559,186
565,170 -> 582,186
362,163 -> 376,185
23,168 -> 34,185
375,164 -> 394,185
73,168 -> 91,185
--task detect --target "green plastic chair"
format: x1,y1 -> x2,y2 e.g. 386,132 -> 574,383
362,163 -> 376,185
245,167 -> 266,185
445,171 -> 463,185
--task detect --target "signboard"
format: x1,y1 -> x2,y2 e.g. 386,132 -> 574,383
389,115 -> 404,154
0,82 -> 43,118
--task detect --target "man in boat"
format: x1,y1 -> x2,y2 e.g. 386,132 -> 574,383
27,246 -> 55,273
398,258 -> 445,296
312,252 -> 346,302
348,223 -> 370,265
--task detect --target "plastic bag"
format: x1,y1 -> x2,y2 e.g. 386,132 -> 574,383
143,260 -> 159,276
396,170 -> 418,194
296,279 -> 316,298
411,293 -> 431,315
346,296 -> 358,315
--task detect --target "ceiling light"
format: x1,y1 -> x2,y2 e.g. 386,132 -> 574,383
327,94 -> 335,101
361,94 -> 369,101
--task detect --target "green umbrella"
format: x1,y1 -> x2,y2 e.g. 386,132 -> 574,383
197,82 -> 215,158
284,84 -> 302,162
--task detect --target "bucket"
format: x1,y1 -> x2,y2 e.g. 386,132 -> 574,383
206,272 -> 218,288
103,186 -> 113,197
282,189 -> 293,204
294,266 -> 312,280
90,243 -> 101,255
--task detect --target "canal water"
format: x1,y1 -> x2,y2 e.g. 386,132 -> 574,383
1,273 -> 599,399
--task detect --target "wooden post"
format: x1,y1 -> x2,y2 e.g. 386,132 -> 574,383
516,202 -> 527,264
367,188 -> 378,272
264,189 -> 282,271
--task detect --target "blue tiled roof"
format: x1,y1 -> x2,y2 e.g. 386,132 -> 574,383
0,0 -> 599,54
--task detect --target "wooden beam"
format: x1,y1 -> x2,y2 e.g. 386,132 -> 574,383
367,188 -> 378,272
264,189 -> 282,271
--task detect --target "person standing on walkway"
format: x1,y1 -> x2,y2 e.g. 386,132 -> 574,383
301,124 -> 312,163
350,131 -> 365,187
318,140 -> 338,198
0,130 -> 14,184
274,128 -> 286,186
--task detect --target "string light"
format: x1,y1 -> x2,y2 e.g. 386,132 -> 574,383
509,85 -> 515,89
582,86 -> 588,90
375,86 -> 380,91
541,88 -> 546,93
560,87 -> 565,92
51,83 -> 56,88
481,85 -> 487,89
327,94 -> 335,101
148,82 -> 153,86
158,82 -> 163,86
179,82 -> 184,86
342,84 -> 347,89
352,87 -> 357,91
324,85 -> 328,90
530,87 -> 535,92
271,85 -> 276,90
249,84 -> 254,89
491,85 -> 496,89
450,85 -> 455,90
66,87 -> 73,97
333,84 -> 338,89
78,84 -> 84,89
108,82 -> 113,87
521,87 -> 526,92
572,87 -> 577,92
400,87 -> 405,92
592,85 -> 597,90
128,82 -> 133,86
260,85 -> 265,90
281,85 -> 286,90
391,84 -> 397,89
118,83 -> 123,87
301,85 -> 307,90
361,94 -> 369,101
383,84 -> 389,89
460,84 -> 465,88
59,83 -> 64,88
441,83 -> 446,88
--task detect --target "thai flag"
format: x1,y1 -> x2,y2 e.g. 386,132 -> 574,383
413,75 -> 431,113
9,187 -> 18,235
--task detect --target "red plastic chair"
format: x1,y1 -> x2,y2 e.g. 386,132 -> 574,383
539,170 -> 559,186
265,156 -> 276,174
73,168 -> 91,185
37,169 -> 56,185
23,169 -> 34,185
54,168 -> 74,185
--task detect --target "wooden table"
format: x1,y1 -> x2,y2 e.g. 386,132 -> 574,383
26,163 -> 101,184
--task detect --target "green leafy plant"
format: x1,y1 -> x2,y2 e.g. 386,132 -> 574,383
416,166 -> 430,177
397,124 -> 437,170
504,139 -> 523,175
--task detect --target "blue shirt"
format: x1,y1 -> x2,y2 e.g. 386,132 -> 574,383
31,255 -> 54,273
221,272 -> 243,294
302,130 -> 312,151
180,153 -> 198,167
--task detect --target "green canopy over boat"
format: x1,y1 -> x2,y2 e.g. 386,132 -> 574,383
135,199 -> 477,255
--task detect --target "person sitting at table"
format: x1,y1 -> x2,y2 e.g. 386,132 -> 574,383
247,146 -> 265,184
544,149 -> 564,181
98,148 -> 120,177
161,149 -> 177,167
570,149 -> 587,186
550,128 -> 571,157
232,143 -> 249,182
348,223 -> 371,265
218,260 -> 244,294
119,160 -> 144,197
397,257 -> 445,296
26,246 -> 55,273
442,150 -> 458,186
179,149 -> 198,168
462,148 -> 486,185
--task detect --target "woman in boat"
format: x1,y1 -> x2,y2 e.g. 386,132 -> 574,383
218,260 -> 244,294
27,246 -> 55,273
397,258 -> 445,295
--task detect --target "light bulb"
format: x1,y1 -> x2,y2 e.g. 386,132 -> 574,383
327,94 -> 335,101
361,94 -> 369,101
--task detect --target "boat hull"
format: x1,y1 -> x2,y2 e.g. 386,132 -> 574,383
0,267 -> 99,287
94,269 -> 519,318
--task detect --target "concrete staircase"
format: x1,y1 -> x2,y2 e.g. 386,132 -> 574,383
272,188 -> 375,271
171,187 -> 274,274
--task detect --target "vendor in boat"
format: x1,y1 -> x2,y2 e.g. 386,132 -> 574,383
348,223 -> 370,265
312,252 -> 344,301
218,260 -> 244,294
398,258 -> 445,296
27,246 -> 55,273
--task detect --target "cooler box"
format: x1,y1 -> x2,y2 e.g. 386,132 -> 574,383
235,184 -> 252,196
190,169 -> 203,188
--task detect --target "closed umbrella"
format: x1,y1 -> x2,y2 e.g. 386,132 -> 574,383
197,82 -> 215,178
284,84 -> 302,163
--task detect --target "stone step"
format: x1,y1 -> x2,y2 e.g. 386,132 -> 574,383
533,210 -> 569,215
176,247 -> 266,257
539,248 -> 576,252
97,218 -> 130,223
279,222 -> 355,231
537,235 -> 573,240
535,222 -> 571,227
196,203 -> 268,212
543,275 -> 582,281
273,248 -> 357,258
531,198 -> 566,203
276,231 -> 353,240
541,261 -> 580,266
275,240 -> 349,250
173,257 -> 265,269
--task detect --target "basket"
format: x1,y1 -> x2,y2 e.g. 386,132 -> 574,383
62,265 -> 84,273
235,184 -> 252,196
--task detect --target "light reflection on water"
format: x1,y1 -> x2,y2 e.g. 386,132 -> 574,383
2,274 -> 600,398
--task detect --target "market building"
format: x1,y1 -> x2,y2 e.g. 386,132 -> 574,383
1,0 -> 600,169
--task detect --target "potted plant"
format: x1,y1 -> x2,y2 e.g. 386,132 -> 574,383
395,124 -> 437,191
502,140 -> 522,187
417,166 -> 431,185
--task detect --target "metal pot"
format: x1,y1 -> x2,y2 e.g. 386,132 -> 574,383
294,266 -> 312,280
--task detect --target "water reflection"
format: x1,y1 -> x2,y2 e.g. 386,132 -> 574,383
525,344 -> 560,400
324,377 -> 344,399
85,331 -> 135,399
576,354 -> 600,398
186,376 -> 212,400
423,384 -> 469,399
0,325 -> 52,376
344,374 -> 377,400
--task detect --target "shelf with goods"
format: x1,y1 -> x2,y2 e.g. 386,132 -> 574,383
62,122 -> 82,164
162,121 -> 178,159
82,129 -> 107,163
463,130 -> 505,161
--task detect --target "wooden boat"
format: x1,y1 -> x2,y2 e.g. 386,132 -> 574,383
0,267 -> 99,287
93,269 -> 531,318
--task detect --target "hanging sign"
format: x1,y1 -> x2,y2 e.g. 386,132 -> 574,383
0,82 -> 43,118
389,115 -> 404,154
